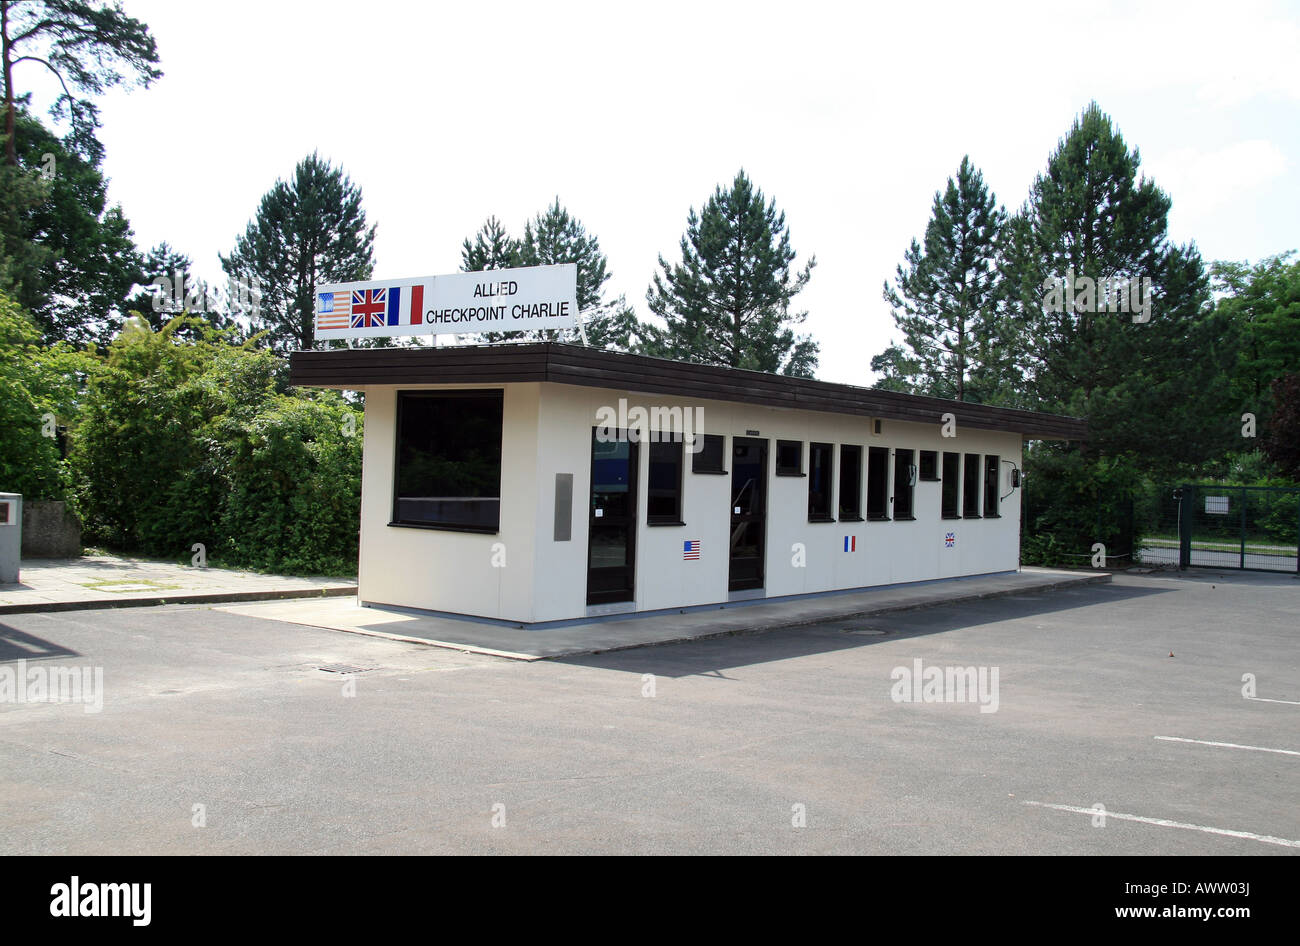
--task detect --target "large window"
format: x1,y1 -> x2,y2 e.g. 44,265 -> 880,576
839,445 -> 863,521
893,448 -> 915,519
808,442 -> 835,521
691,434 -> 727,474
394,390 -> 503,531
776,440 -> 803,476
941,452 -> 961,518
648,436 -> 684,525
984,455 -> 1001,517
963,453 -> 982,518
866,446 -> 890,520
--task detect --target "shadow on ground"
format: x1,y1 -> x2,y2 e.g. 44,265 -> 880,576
555,580 -> 1171,678
0,623 -> 82,662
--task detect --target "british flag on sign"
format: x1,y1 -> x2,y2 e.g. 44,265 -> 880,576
349,288 -> 390,329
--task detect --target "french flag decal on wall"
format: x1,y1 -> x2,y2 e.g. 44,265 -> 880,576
843,535 -> 856,552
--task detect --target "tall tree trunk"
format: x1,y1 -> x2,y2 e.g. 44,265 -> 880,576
2,1 -> 16,166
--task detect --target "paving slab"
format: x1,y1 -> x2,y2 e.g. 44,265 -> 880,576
0,554 -> 356,614
217,567 -> 1111,660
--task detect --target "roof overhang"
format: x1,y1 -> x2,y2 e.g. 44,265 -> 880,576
288,343 -> 1087,441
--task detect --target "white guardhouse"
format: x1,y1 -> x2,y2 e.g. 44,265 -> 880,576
289,344 -> 1087,625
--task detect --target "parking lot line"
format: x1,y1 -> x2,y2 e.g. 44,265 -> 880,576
1023,801 -> 1300,850
1155,736 -> 1300,757
1246,696 -> 1300,706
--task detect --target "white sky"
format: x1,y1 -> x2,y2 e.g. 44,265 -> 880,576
22,0 -> 1300,383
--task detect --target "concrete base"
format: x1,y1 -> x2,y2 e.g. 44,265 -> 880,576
220,567 -> 1112,660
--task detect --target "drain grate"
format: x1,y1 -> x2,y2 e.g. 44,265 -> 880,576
317,664 -> 373,675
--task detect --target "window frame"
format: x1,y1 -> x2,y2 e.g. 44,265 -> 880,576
690,433 -> 728,474
919,450 -> 939,481
839,444 -> 863,522
962,452 -> 983,519
647,435 -> 686,526
391,389 -> 504,534
984,454 -> 1001,518
941,451 -> 961,519
866,445 -> 890,521
775,439 -> 804,477
807,441 -> 836,522
893,448 -> 916,520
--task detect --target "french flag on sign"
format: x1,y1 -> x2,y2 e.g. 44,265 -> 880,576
843,535 -> 856,552
381,284 -> 424,326
683,540 -> 700,560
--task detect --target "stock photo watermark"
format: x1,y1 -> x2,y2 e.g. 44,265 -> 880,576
0,660 -> 104,714
594,398 -> 705,451
890,659 -> 999,713
150,270 -> 262,320
1042,267 -> 1153,323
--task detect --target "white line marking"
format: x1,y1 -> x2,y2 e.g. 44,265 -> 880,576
1023,801 -> 1300,849
1155,735 -> 1300,757
1247,696 -> 1300,706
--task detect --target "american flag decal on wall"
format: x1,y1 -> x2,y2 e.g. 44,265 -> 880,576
683,540 -> 700,560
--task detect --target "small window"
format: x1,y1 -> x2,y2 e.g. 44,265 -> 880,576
691,434 -> 727,473
866,446 -> 890,520
776,440 -> 803,476
648,437 -> 684,525
919,450 -> 939,481
984,455 -> 1001,517
839,445 -> 863,520
963,453 -> 982,518
808,442 -> 835,521
941,452 -> 961,518
893,449 -> 915,519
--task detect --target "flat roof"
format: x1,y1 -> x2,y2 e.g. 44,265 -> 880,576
288,342 -> 1086,441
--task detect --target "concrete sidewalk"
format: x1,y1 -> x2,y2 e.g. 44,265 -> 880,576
0,554 -> 356,614
218,567 -> 1111,660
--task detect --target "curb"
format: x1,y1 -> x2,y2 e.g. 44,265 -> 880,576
553,572 -> 1114,660
0,585 -> 358,616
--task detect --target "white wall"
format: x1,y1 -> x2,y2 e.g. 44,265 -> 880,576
358,383 -> 540,622
356,381 -> 1024,623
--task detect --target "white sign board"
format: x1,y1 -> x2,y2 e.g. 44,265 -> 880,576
314,263 -> 578,340
1205,495 -> 1229,515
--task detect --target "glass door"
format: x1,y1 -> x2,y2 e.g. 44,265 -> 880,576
586,428 -> 638,605
729,437 -> 767,591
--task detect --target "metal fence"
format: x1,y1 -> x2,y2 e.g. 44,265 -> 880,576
1137,485 -> 1300,573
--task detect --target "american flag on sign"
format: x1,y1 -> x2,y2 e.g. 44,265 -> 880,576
945,532 -> 955,548
315,291 -> 350,331
683,540 -> 700,560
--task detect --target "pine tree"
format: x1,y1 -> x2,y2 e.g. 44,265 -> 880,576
459,201 -> 642,349
1,0 -> 162,166
221,152 -> 375,352
646,170 -> 817,377
879,156 -> 1012,402
1004,102 -> 1232,473
460,215 -> 518,273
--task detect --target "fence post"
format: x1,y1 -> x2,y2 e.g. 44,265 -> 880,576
1178,485 -> 1194,570
1240,486 -> 1247,569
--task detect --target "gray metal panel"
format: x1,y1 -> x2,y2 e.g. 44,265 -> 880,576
553,474 -> 573,542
